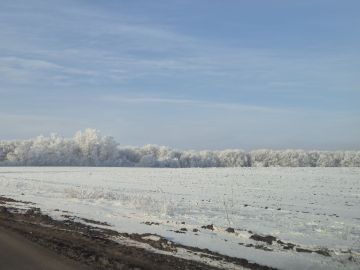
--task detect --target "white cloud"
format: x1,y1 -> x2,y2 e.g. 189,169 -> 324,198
100,95 -> 289,113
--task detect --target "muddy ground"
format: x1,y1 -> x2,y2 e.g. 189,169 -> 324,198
0,196 -> 276,270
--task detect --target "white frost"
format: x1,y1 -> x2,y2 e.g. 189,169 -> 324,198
0,129 -> 359,167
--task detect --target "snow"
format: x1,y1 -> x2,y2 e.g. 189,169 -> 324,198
113,235 -> 247,270
141,235 -> 161,241
0,167 -> 359,269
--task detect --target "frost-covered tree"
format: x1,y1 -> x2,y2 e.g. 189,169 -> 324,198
0,129 -> 359,167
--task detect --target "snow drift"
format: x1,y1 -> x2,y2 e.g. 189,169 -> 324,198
0,129 -> 359,167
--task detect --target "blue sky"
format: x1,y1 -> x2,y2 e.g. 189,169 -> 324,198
1,0 -> 359,150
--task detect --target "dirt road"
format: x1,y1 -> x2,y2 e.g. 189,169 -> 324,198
0,226 -> 89,270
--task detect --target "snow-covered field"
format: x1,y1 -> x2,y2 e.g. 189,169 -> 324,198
0,167 -> 359,269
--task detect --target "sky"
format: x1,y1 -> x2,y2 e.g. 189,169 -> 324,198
1,0 -> 359,150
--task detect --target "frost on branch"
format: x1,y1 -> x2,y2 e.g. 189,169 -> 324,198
0,129 -> 359,167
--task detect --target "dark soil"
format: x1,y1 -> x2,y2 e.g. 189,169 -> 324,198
201,224 -> 214,230
0,197 -> 277,270
250,234 -> 277,245
225,227 -> 235,233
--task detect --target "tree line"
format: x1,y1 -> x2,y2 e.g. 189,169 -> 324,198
1,129 -> 359,167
